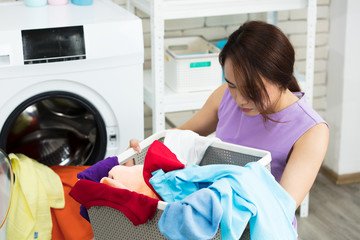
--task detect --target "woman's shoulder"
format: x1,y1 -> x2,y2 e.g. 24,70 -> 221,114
295,93 -> 327,126
213,83 -> 228,99
208,83 -> 228,109
291,93 -> 329,149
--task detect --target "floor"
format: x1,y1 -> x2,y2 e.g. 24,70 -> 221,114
297,173 -> 360,240
144,104 -> 360,240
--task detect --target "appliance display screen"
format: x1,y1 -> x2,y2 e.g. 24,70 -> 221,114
22,26 -> 86,60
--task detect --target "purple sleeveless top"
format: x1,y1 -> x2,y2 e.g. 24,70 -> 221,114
216,88 -> 326,182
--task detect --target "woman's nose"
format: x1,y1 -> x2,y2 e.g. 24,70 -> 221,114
235,93 -> 249,106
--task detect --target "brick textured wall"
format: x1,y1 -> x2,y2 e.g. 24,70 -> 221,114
278,0 -> 330,117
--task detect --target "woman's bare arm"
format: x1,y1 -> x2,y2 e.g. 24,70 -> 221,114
128,83 -> 227,158
178,83 -> 227,136
280,122 -> 329,208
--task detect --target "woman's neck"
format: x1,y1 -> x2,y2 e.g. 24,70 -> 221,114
272,89 -> 300,113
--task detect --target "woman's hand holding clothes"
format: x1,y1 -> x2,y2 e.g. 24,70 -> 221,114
123,138 -> 141,166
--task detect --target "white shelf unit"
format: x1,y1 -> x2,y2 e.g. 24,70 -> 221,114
143,69 -> 212,112
127,0 -> 317,218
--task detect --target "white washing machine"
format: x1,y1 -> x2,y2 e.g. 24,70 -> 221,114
0,0 -> 144,166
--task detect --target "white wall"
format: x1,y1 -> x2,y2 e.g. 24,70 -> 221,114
325,0 -> 360,175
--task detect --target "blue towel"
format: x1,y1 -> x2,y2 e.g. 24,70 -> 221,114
150,162 -> 298,240
158,188 -> 222,240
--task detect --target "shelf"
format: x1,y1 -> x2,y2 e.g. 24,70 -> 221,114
129,0 -> 308,19
144,70 -> 308,112
143,69 -> 214,112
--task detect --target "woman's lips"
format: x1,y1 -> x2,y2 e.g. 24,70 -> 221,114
241,108 -> 252,113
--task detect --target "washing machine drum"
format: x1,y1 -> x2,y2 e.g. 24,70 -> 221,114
0,93 -> 107,166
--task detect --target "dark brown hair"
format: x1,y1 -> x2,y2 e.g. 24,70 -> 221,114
219,21 -> 300,119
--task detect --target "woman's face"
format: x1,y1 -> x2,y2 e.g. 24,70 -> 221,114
224,58 -> 281,116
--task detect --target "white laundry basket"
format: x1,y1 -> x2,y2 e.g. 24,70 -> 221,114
87,130 -> 271,240
164,36 -> 223,92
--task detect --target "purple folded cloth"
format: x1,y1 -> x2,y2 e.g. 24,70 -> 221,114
77,156 -> 119,221
77,156 -> 119,182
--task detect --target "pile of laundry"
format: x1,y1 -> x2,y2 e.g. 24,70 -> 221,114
6,154 -> 94,240
69,129 -> 298,240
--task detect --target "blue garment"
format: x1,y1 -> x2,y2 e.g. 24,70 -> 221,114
158,188 -> 222,240
150,162 -> 298,240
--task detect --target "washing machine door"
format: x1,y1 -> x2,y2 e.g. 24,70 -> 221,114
0,91 -> 107,166
0,149 -> 13,229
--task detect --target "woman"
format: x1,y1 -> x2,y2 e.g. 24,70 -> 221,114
131,21 -> 329,230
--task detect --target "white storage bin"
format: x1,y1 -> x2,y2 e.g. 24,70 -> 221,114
87,130 -> 272,240
164,36 -> 223,93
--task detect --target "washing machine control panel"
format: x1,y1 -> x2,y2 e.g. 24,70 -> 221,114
22,26 -> 86,65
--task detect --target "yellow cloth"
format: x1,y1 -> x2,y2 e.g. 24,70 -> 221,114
7,154 -> 65,240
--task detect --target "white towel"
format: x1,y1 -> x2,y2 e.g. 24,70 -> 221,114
164,129 -> 220,165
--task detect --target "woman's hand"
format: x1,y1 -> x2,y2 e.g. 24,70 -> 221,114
129,138 -> 141,152
123,139 -> 141,166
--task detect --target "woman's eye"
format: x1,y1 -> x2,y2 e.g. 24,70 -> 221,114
225,79 -> 237,89
227,83 -> 236,88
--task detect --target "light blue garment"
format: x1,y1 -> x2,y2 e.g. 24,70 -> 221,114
158,188 -> 223,240
150,162 -> 298,240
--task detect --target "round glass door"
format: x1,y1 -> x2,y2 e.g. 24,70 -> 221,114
0,91 -> 107,166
